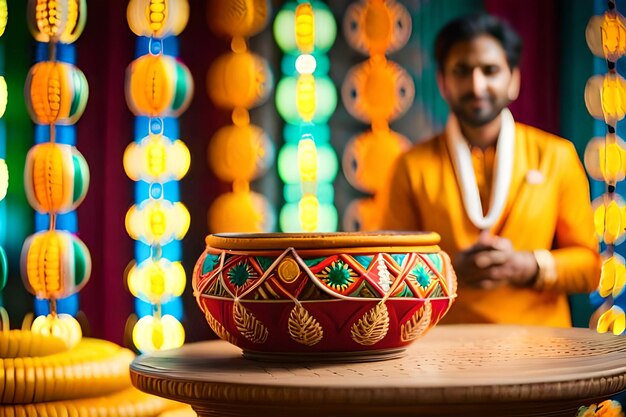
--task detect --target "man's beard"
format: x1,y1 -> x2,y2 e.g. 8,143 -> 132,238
450,94 -> 510,127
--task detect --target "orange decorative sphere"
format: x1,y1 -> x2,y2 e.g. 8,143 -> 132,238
207,51 -> 273,110
343,129 -> 411,194
207,0 -> 270,38
208,124 -> 273,183
126,54 -> 193,117
208,191 -> 274,233
21,230 -> 91,300
24,143 -> 90,214
25,61 -> 89,125
342,58 -> 414,124
343,197 -> 382,232
344,0 -> 412,56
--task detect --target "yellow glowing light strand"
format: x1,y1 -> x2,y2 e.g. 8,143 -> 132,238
0,0 -> 7,37
0,0 -> 6,320
0,21 -> 5,201
585,4 -> 626,336
295,2 -> 319,232
125,0 -> 191,353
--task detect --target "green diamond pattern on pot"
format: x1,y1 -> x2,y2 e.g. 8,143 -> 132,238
202,254 -> 220,275
412,263 -> 433,288
318,260 -> 356,292
228,262 -> 253,287
255,256 -> 274,272
304,257 -> 327,267
425,253 -> 443,272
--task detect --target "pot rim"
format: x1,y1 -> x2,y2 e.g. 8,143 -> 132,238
205,231 -> 441,251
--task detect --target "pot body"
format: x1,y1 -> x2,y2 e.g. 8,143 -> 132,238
192,232 -> 457,359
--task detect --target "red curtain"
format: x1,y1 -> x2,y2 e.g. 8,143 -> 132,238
484,0 -> 560,135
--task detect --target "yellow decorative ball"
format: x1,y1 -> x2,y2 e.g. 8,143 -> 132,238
31,313 -> 82,349
133,314 -> 185,353
127,0 -> 189,38
124,134 -> 190,183
27,0 -> 87,43
207,51 -> 273,110
125,200 -> 191,245
585,73 -> 626,124
586,12 -> 626,61
597,305 -> 625,335
600,255 -> 626,299
0,159 -> 7,202
0,76 -> 7,118
584,136 -> 626,183
127,258 -> 186,305
592,195 -> 626,245
0,0 -> 6,37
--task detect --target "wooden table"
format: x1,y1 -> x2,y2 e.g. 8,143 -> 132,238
130,324 -> 626,416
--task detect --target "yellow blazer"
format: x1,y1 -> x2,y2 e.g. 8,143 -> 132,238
379,123 -> 601,326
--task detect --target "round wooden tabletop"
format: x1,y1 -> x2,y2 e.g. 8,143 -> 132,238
130,324 -> 626,417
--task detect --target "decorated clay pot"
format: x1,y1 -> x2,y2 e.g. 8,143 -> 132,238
192,232 -> 457,361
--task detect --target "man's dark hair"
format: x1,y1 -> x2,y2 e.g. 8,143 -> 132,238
434,13 -> 523,71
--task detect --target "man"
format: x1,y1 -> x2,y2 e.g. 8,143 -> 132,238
379,14 -> 600,326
